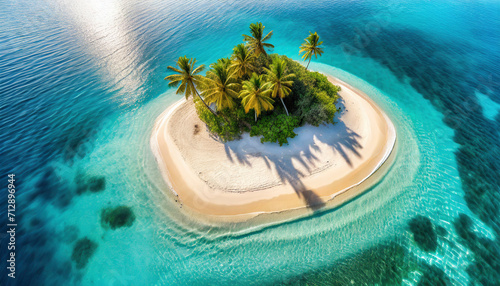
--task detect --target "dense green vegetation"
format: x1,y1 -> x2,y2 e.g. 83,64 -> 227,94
250,113 -> 300,145
166,22 -> 340,145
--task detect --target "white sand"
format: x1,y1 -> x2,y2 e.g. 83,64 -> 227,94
151,76 -> 396,222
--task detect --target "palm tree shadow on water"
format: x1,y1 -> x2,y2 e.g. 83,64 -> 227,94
224,112 -> 363,211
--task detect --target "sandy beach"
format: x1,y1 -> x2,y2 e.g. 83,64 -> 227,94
151,75 -> 396,222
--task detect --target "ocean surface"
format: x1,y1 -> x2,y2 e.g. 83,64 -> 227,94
1,0 -> 499,285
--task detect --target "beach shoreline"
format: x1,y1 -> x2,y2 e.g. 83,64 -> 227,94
151,75 -> 397,223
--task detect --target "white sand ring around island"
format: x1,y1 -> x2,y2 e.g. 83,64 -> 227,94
151,75 -> 396,223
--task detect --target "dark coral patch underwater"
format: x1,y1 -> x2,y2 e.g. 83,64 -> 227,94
101,206 -> 136,230
71,237 -> 98,269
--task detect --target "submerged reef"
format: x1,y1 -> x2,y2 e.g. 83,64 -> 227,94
87,176 -> 106,192
454,214 -> 500,285
75,173 -> 106,194
101,206 -> 136,229
31,167 -> 74,208
276,242 -> 418,285
409,215 -> 438,252
330,23 -> 500,284
71,237 -> 98,269
417,264 -> 450,286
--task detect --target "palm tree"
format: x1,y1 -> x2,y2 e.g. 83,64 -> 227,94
240,73 -> 274,121
243,22 -> 274,57
299,32 -> 324,70
230,43 -> 255,79
264,57 -> 295,116
201,58 -> 240,111
165,56 -> 217,116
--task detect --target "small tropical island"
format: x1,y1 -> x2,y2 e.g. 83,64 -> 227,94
151,23 -> 396,222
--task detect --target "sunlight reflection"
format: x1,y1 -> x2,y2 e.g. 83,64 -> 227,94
62,0 -> 144,104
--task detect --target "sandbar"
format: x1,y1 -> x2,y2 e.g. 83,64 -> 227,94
151,75 -> 396,223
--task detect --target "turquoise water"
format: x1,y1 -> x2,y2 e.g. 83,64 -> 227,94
1,0 -> 499,285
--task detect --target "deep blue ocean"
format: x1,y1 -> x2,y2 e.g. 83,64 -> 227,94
1,0 -> 499,285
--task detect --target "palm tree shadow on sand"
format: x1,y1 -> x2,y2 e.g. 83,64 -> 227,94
223,109 -> 363,211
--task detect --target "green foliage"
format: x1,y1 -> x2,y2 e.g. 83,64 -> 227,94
177,24 -> 340,145
242,22 -> 274,57
299,31 -> 324,69
282,56 -> 340,126
201,58 -> 240,110
264,56 -> 295,116
197,54 -> 339,143
195,98 -> 243,141
165,56 -> 205,99
230,43 -> 255,79
253,53 -> 272,74
240,73 -> 274,118
101,206 -> 136,230
250,114 -> 300,146
71,237 -> 97,269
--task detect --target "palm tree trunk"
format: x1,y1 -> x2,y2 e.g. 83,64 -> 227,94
193,87 -> 234,125
194,88 -> 218,117
306,57 -> 312,70
280,96 -> 289,116
255,111 -> 257,122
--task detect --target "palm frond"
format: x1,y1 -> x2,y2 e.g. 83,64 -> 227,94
299,32 -> 324,66
262,31 -> 273,42
167,66 -> 183,74
192,64 -> 205,75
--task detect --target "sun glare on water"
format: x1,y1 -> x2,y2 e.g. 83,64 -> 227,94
62,0 -> 145,104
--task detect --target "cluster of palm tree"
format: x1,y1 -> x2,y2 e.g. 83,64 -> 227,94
165,23 -> 324,122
